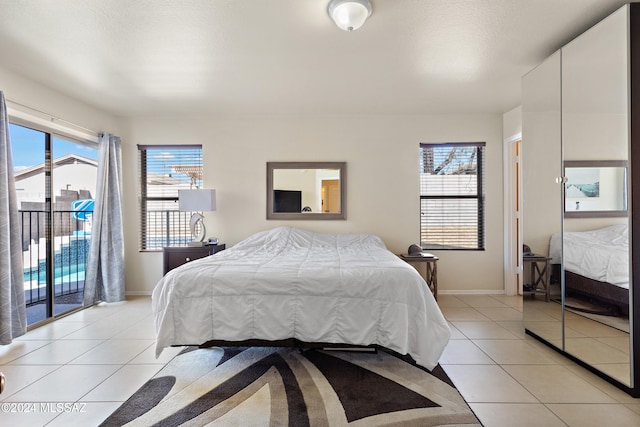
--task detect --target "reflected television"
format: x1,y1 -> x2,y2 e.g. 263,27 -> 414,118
273,190 -> 302,213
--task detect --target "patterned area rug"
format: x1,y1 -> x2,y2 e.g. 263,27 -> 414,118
101,346 -> 481,426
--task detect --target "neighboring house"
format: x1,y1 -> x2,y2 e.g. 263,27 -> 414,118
14,153 -> 98,209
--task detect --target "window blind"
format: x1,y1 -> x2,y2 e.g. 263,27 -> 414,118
138,145 -> 203,251
419,142 -> 485,250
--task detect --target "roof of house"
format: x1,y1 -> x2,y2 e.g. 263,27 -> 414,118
14,154 -> 98,181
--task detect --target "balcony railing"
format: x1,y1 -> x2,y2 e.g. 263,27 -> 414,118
21,209 -> 193,308
21,209 -> 92,307
143,209 -> 195,250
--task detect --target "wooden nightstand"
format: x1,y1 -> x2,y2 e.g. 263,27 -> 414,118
400,254 -> 439,300
523,254 -> 552,302
163,244 -> 225,275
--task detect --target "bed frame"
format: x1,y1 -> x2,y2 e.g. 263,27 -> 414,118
195,338 -> 378,353
552,264 -> 629,314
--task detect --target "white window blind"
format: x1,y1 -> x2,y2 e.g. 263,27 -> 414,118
419,142 -> 485,250
138,145 -> 203,251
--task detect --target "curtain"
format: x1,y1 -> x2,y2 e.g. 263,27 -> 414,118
0,91 -> 27,344
83,133 -> 125,304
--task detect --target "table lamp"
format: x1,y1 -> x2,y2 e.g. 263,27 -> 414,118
178,189 -> 216,246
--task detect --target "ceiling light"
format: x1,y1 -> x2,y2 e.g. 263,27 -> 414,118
327,0 -> 372,32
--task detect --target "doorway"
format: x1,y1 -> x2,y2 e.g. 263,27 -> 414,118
10,123 -> 98,325
321,179 -> 340,213
504,137 -> 523,295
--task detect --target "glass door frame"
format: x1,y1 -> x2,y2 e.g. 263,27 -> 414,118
9,119 -> 98,327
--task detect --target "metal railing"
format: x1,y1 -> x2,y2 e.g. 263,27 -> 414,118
21,209 -> 93,306
143,209 -> 194,250
22,208 -> 194,306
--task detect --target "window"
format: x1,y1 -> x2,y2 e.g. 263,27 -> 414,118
138,145 -> 203,251
419,142 -> 485,250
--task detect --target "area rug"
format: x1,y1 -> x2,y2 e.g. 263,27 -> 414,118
101,346 -> 481,426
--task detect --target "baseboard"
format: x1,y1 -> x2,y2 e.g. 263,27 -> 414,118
439,290 -> 506,295
125,291 -> 153,296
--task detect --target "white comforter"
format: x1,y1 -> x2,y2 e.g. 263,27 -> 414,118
549,224 -> 629,288
152,227 -> 450,370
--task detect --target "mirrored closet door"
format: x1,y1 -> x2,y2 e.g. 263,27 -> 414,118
560,5 -> 631,386
523,3 -> 638,396
522,50 -> 563,349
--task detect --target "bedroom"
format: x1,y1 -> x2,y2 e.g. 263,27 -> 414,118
1,1 -> 640,426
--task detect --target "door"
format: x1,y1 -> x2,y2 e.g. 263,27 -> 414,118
10,123 -> 98,326
504,137 -> 522,295
522,50 -> 564,347
322,179 -> 340,213
560,6 -> 631,386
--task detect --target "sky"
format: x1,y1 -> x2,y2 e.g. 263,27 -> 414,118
9,123 -> 98,171
9,123 -> 200,185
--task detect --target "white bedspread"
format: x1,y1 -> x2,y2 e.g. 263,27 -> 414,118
549,224 -> 628,288
152,227 -> 450,370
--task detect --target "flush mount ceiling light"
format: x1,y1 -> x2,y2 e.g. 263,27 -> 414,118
327,0 -> 372,32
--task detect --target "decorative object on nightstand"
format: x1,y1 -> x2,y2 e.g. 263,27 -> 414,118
400,252 -> 439,300
179,189 -> 216,246
163,244 -> 225,275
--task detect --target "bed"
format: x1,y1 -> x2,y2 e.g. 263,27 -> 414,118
152,226 -> 451,370
548,224 -> 629,312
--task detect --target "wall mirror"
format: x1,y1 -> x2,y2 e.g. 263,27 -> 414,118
267,162 -> 346,220
564,160 -> 627,218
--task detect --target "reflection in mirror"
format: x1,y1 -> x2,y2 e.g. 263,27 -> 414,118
522,50 -> 564,349
523,3 -> 636,393
560,5 -> 630,386
564,161 -> 627,217
267,162 -> 346,220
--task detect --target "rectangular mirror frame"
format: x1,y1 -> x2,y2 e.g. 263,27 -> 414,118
267,162 -> 346,220
564,160 -> 628,218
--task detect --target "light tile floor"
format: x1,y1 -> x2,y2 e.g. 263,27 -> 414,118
439,294 -> 640,427
0,295 -> 639,426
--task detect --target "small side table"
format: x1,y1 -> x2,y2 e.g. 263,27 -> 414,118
163,244 -> 226,275
523,254 -> 552,302
400,254 -> 439,300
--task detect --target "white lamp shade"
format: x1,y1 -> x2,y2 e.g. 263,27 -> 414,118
328,0 -> 372,32
179,189 -> 216,212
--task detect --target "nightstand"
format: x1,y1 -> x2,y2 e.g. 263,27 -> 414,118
162,244 -> 225,275
523,254 -> 551,302
400,254 -> 439,300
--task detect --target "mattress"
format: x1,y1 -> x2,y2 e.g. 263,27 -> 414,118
549,224 -> 629,288
152,226 -> 451,370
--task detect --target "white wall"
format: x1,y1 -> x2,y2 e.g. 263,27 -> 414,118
1,65 -> 505,296
503,106 -> 522,140
121,114 -> 504,295
0,66 -> 120,136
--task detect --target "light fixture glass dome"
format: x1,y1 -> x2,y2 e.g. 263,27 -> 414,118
328,0 -> 372,32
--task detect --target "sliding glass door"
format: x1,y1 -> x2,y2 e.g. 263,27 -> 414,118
10,123 -> 98,325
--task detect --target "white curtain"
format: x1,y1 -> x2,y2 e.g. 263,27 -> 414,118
83,133 -> 125,304
0,91 -> 27,344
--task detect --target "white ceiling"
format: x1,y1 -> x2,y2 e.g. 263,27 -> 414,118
0,0 -> 630,117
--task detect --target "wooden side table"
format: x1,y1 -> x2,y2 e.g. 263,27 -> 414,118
523,254 -> 552,302
162,244 -> 225,275
400,254 -> 439,300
